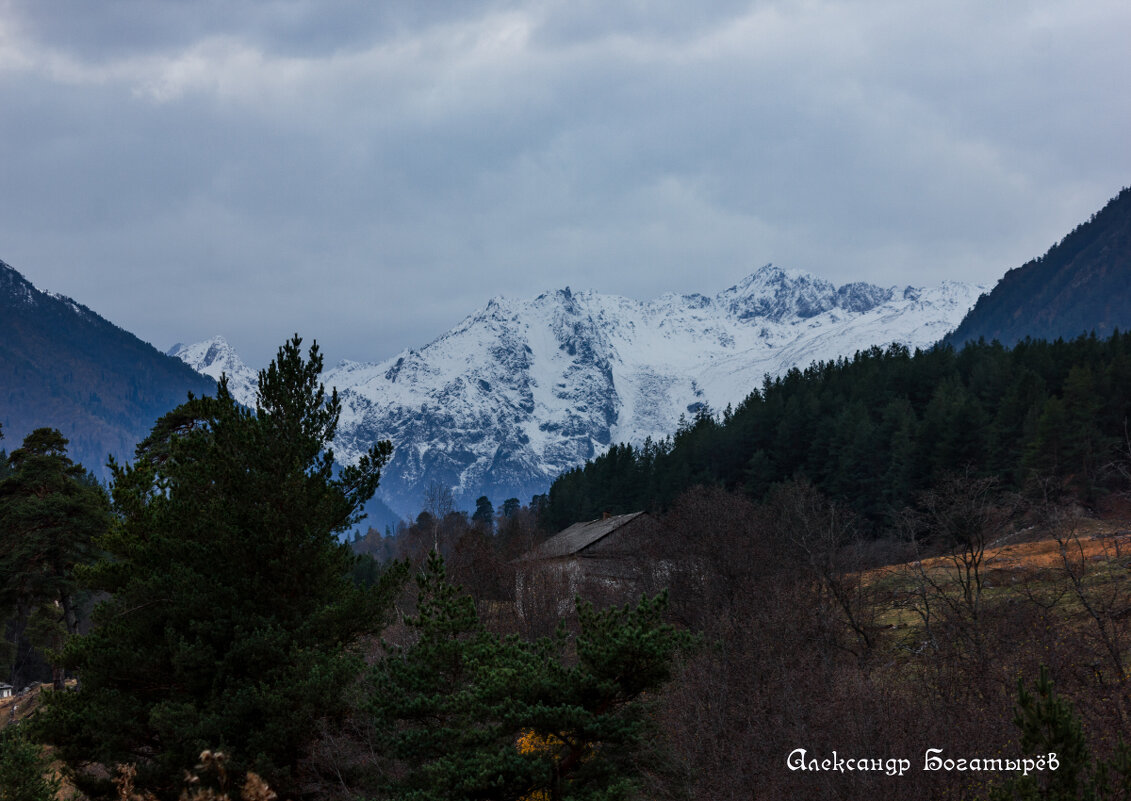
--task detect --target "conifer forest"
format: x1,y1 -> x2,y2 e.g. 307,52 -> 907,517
4,329 -> 1131,801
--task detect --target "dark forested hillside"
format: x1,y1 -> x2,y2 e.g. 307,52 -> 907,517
542,333 -> 1131,530
0,260 -> 216,477
945,186 -> 1131,347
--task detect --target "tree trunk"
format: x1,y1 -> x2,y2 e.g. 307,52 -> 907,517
61,591 -> 79,637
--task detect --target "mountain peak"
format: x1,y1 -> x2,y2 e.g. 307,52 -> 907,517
719,264 -> 839,322
717,264 -> 901,321
1,257 -> 217,478
724,263 -> 817,292
0,258 -> 40,306
169,336 -> 257,406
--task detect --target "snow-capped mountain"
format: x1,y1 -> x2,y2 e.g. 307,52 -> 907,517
173,265 -> 984,517
167,336 -> 258,408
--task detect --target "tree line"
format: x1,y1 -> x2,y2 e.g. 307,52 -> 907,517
542,331 -> 1131,530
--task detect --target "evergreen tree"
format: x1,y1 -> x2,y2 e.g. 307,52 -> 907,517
0,422 -> 11,481
368,552 -> 691,801
988,368 -> 1046,476
1060,365 -> 1111,499
37,336 -> 405,799
879,396 -> 918,508
472,495 -> 495,532
988,666 -> 1131,800
1023,397 -> 1069,491
0,428 -> 110,688
501,497 -> 521,519
0,727 -> 62,801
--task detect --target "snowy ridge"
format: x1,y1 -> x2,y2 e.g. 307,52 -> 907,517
1,261 -> 96,320
167,336 -> 258,408
173,265 -> 985,517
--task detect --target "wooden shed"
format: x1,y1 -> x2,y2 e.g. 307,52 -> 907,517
514,511 -> 665,620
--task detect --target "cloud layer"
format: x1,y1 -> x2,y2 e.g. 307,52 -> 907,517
2,0 -> 1128,366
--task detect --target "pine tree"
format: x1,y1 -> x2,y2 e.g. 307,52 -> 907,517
368,552 -> 692,801
37,336 -> 405,799
0,727 -> 62,801
988,666 -> 1131,800
473,495 -> 495,532
0,428 -> 110,688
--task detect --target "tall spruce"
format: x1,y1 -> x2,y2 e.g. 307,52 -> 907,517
37,336 -> 404,799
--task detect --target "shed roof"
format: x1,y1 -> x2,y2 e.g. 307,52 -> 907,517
522,512 -> 647,560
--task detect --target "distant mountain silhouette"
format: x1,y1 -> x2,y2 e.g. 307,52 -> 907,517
946,187 -> 1131,348
0,259 -> 216,477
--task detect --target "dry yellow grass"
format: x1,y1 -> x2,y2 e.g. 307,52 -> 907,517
986,531 -> 1131,571
863,517 -> 1131,584
858,515 -> 1131,633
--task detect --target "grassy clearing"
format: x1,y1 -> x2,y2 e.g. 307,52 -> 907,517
860,515 -> 1131,650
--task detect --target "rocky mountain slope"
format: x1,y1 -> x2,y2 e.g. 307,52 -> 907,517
167,336 -> 259,406
1,259 -> 217,477
945,186 -> 1131,348
176,266 -> 983,517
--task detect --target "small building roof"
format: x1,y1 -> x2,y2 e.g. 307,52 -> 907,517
521,512 -> 647,560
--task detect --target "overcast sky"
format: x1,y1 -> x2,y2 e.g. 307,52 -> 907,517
2,0 -> 1129,367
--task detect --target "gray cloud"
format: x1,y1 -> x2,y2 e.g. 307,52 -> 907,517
1,0 -> 1128,367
